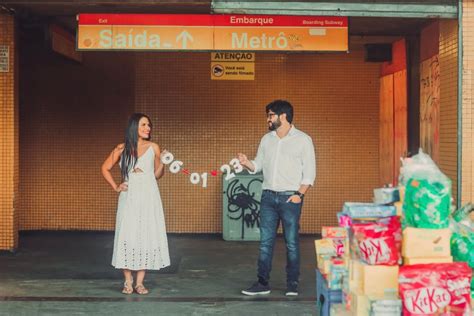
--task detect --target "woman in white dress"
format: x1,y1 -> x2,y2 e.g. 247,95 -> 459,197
101,113 -> 170,295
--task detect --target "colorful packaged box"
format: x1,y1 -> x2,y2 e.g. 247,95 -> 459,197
321,227 -> 348,257
322,226 -> 347,239
399,262 -> 472,315
370,297 -> 402,316
343,202 -> 397,218
328,257 -> 347,290
315,239 -> 336,255
349,217 -> 402,265
315,237 -> 346,257
373,187 -> 400,204
317,254 -> 332,274
337,212 -> 352,228
315,239 -> 336,274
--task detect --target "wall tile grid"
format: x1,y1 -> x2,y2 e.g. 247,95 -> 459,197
463,1 -> 474,204
18,34 -> 380,234
135,50 -> 380,233
0,14 -> 18,250
18,38 -> 135,231
439,20 -> 459,201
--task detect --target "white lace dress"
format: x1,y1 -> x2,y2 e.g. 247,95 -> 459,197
112,146 -> 170,270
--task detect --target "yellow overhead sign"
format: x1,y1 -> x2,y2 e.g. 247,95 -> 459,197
77,14 -> 348,52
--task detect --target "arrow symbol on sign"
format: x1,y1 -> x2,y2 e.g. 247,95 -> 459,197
176,30 -> 193,49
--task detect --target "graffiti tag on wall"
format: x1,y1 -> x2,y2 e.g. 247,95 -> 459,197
225,178 -> 263,239
420,55 -> 440,162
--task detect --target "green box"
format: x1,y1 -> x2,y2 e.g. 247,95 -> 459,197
222,171 -> 263,241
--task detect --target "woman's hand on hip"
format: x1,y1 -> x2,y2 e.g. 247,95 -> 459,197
115,182 -> 128,192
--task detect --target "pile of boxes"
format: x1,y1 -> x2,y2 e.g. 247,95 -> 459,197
314,184 -> 473,315
342,200 -> 402,316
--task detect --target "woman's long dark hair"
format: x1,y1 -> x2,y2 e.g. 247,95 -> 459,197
120,113 -> 152,181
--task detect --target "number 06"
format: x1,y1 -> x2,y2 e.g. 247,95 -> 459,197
169,161 -> 183,174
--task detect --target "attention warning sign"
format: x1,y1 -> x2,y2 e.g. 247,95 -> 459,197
211,52 -> 255,80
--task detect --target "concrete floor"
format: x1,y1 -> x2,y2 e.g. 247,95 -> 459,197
0,232 -> 319,315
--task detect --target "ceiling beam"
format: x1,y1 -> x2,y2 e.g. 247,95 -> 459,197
211,1 -> 458,18
1,0 -> 209,4
1,1 -> 212,16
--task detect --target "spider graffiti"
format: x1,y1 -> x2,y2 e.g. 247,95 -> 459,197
226,178 -> 263,239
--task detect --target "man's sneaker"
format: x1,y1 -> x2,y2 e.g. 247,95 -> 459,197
285,284 -> 298,296
241,282 -> 271,296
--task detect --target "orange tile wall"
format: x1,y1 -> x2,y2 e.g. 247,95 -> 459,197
135,49 -> 380,233
17,37 -> 380,234
0,14 -> 18,251
439,19 -> 459,201
18,32 -> 135,231
462,1 -> 474,204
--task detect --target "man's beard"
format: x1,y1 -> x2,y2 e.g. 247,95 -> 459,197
268,118 -> 282,131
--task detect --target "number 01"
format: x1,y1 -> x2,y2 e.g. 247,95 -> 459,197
189,172 -> 208,188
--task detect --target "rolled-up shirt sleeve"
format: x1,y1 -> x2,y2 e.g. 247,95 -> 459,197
301,136 -> 316,186
249,138 -> 265,174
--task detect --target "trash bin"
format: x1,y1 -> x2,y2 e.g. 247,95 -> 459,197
222,170 -> 263,241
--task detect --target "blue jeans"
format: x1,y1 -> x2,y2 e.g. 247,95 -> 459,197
257,190 -> 303,287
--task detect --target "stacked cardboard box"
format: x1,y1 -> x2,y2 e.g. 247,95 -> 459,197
396,150 -> 473,315
347,260 -> 400,315
315,238 -> 336,275
398,200 -> 472,315
315,188 -> 402,316
335,190 -> 403,316
321,150 -> 473,315
314,227 -> 348,289
402,227 -> 452,265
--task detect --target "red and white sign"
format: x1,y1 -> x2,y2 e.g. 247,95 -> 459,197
77,14 -> 348,51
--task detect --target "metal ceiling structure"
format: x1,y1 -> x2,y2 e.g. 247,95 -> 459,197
1,0 -> 454,36
211,1 -> 458,18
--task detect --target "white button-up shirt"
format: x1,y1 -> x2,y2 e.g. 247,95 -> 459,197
250,126 -> 316,192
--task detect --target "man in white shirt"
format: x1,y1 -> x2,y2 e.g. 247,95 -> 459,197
238,100 -> 316,297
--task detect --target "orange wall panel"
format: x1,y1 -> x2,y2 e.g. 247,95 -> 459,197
0,14 -> 19,250
379,74 -> 394,186
394,69 -> 408,184
420,55 -> 440,163
18,38 -> 380,233
134,51 -> 380,233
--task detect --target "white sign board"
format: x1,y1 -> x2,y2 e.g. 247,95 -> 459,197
0,46 -> 9,73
